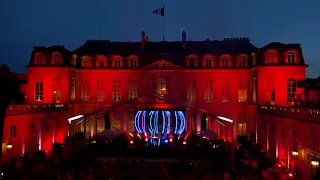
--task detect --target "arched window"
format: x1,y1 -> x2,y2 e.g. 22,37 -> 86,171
239,55 -> 247,67
36,55 -> 43,64
114,59 -> 121,68
98,58 -> 105,67
54,54 -> 62,64
156,78 -> 167,94
287,51 -> 296,64
188,57 -> 196,68
287,78 -> 297,102
205,57 -> 213,67
81,57 -> 91,68
266,52 -> 275,63
129,58 -> 137,68
221,56 -> 229,67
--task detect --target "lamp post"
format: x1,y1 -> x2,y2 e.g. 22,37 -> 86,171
68,115 -> 84,147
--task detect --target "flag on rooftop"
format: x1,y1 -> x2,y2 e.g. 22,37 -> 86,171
152,7 -> 164,16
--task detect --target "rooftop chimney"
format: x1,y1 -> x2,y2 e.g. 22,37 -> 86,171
182,31 -> 186,49
141,31 -> 146,50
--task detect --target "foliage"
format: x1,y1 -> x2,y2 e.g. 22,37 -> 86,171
0,64 -> 25,160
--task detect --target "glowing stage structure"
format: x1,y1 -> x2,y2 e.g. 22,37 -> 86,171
134,110 -> 186,145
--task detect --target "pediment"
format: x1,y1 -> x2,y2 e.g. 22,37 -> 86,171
142,59 -> 184,70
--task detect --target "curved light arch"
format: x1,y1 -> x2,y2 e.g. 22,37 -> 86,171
134,110 -> 186,141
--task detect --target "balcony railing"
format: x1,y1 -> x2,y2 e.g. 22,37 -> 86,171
6,104 -> 69,115
257,105 -> 320,122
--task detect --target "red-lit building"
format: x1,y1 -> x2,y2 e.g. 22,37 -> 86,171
3,31 -> 318,176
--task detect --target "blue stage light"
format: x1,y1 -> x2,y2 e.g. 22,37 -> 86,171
134,110 -> 186,145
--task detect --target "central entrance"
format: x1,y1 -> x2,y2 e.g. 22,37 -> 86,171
134,108 -> 186,145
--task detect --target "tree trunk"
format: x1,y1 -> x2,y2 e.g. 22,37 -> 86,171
0,106 -> 7,161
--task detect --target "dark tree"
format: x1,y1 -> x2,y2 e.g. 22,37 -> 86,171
0,65 -> 24,160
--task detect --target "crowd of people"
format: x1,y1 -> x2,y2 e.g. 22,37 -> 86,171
0,134 -> 244,180
0,152 -> 228,179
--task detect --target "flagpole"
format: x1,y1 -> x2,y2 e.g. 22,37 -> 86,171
162,4 -> 165,41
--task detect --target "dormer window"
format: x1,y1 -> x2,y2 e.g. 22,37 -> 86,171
205,57 -> 213,67
114,59 -> 121,68
287,51 -> 296,64
239,55 -> 248,67
189,58 -> 196,68
98,58 -> 104,67
53,54 -> 62,64
266,52 -> 275,63
36,55 -> 43,64
221,56 -> 229,67
83,58 -> 90,68
130,58 -> 137,68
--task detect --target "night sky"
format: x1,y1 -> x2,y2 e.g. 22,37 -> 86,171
1,0 -> 319,77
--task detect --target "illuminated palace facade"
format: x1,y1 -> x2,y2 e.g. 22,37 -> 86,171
2,31 -> 319,173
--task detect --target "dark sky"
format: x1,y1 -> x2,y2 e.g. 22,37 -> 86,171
1,0 -> 319,77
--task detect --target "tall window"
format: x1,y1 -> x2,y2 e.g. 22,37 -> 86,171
35,82 -> 43,101
81,83 -> 90,101
222,83 -> 230,102
52,91 -> 61,103
112,80 -> 121,101
252,77 -> 257,102
221,57 -> 229,67
97,80 -> 105,101
238,83 -> 247,102
287,78 -> 297,102
204,80 -> 213,102
187,80 -> 196,102
239,56 -> 247,67
267,79 -> 276,103
114,59 -> 121,67
238,123 -> 247,136
10,125 -> 16,137
52,78 -> 61,103
287,52 -> 296,64
71,77 -> 76,101
266,52 -> 275,63
156,78 -> 167,94
128,79 -> 138,99
205,57 -> 213,67
130,59 -> 137,68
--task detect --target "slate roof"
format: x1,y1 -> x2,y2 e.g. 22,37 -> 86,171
28,37 -> 305,68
